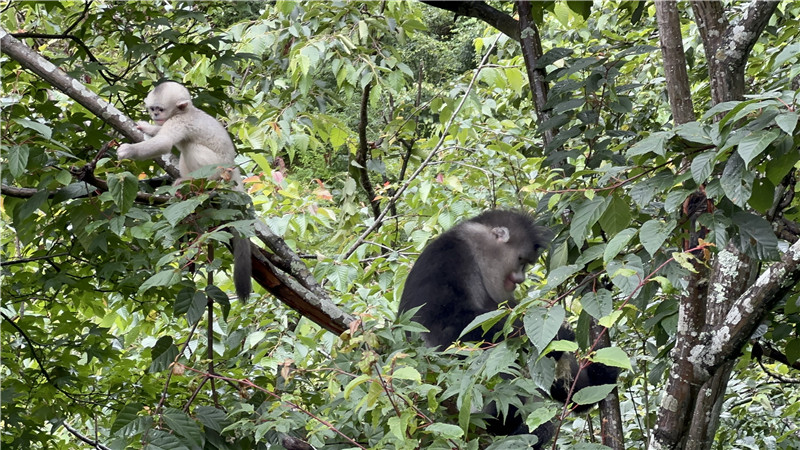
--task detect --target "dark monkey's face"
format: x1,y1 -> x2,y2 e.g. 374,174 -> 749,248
462,222 -> 542,305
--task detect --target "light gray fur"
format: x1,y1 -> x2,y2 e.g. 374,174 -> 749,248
118,81 -> 252,302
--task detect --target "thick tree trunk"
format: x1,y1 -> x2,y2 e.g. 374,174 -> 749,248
651,2 -> 782,449
654,0 -> 695,124
517,1 -> 555,146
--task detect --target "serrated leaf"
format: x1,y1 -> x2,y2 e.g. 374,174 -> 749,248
162,407 -> 204,448
149,336 -> 178,373
14,118 -> 52,139
460,309 -> 507,341
7,145 -> 29,179
483,341 -> 518,379
194,406 -> 229,433
737,129 -> 780,167
733,211 -> 778,260
524,305 -> 565,353
344,374 -> 371,399
626,131 -> 673,157
139,269 -> 181,293
391,366 -> 421,382
111,403 -> 143,434
185,291 -> 207,325
582,289 -> 613,320
163,196 -> 205,227
640,219 -> 675,257
108,172 -> 139,214
664,189 -> 691,214
603,228 -> 637,262
544,264 -> 580,291
206,285 -> 230,320
570,196 -> 608,248
691,150 -> 716,184
598,195 -> 633,236
675,121 -> 711,145
16,189 -> 49,221
720,154 -> 753,207
244,330 -> 266,351
173,287 -> 196,317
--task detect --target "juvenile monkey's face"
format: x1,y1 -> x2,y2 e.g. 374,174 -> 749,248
146,103 -> 169,125
143,82 -> 192,125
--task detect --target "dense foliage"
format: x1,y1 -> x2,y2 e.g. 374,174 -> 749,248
2,1 -> 799,449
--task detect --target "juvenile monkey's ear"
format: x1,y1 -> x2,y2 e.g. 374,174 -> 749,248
491,226 -> 510,243
176,100 -> 191,110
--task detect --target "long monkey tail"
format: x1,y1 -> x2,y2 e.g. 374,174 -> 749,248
232,231 -> 252,302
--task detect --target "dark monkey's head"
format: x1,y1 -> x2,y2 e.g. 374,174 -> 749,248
399,210 -> 551,348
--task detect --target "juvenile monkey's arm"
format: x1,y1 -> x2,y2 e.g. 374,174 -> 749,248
118,120 -> 187,161
118,133 -> 176,160
137,121 -> 161,136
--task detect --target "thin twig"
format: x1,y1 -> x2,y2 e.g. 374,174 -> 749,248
343,34 -> 502,259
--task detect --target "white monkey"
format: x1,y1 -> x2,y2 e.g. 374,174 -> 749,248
118,81 -> 252,302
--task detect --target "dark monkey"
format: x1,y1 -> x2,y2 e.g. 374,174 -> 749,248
400,210 -> 550,348
398,210 -> 619,447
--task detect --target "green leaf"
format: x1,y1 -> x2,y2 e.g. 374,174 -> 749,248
582,289 -> 613,321
391,367 -> 421,382
523,305 -> 565,353
426,422 -> 464,439
626,131 -> 673,157
163,196 -> 206,227
162,407 -> 204,448
675,121 -> 712,145
775,112 -> 798,135
7,145 -> 30,179
111,402 -> 143,434
149,336 -> 178,373
691,151 -> 716,184
737,129 -> 780,167
173,287 -> 196,316
598,195 -> 633,236
544,264 -> 581,291
16,189 -> 49,221
603,228 -> 637,262
139,269 -> 181,293
733,212 -> 778,260
14,118 -> 52,139
185,291 -> 207,325
206,285 -> 230,320
460,309 -> 507,342
593,347 -> 631,370
570,196 -> 608,248
640,219 -> 675,257
720,154 -> 753,208
572,383 -> 616,406
107,172 -> 140,214
524,406 -> 559,433
786,339 -> 800,365
483,341 -> 517,379
194,406 -> 229,433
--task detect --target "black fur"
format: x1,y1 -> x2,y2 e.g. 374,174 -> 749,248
398,210 -> 619,448
399,210 -> 549,348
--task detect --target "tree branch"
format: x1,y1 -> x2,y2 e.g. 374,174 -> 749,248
418,0 -> 520,41
0,27 -> 181,179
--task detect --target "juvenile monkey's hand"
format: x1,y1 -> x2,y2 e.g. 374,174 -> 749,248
137,121 -> 161,137
117,143 -> 135,160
